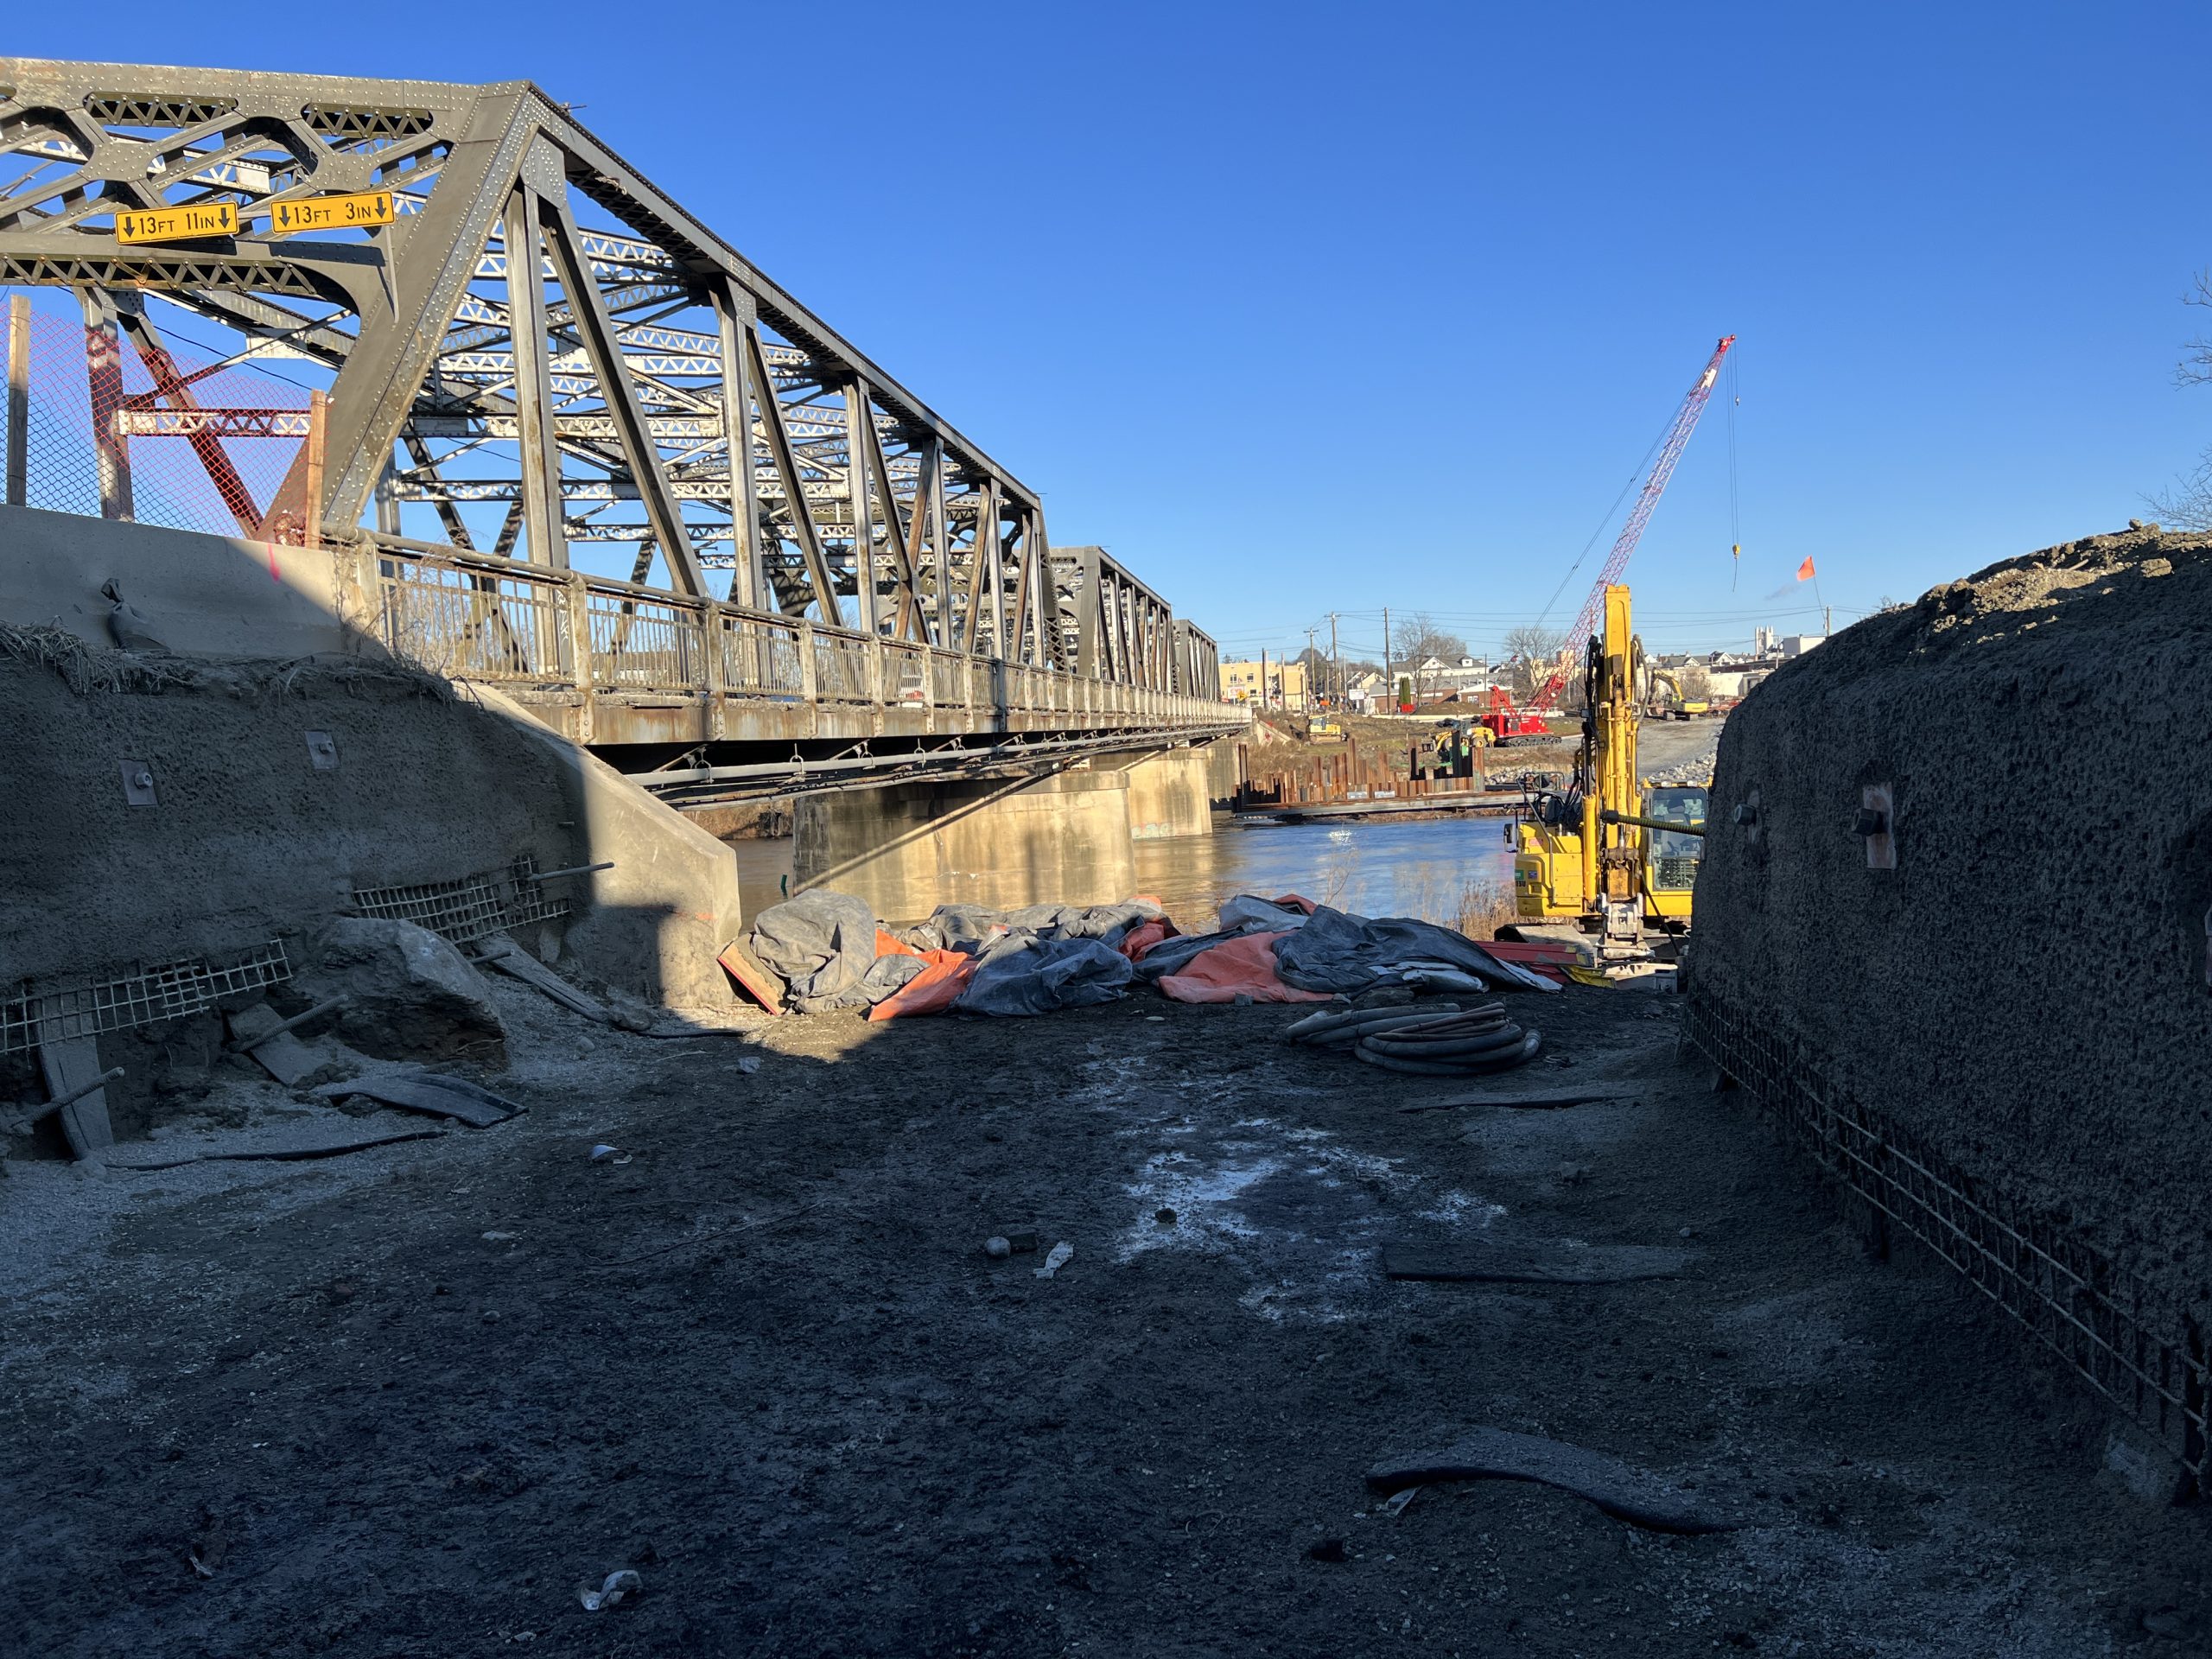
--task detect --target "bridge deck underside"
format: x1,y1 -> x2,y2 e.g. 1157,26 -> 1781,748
511,686 -> 1243,750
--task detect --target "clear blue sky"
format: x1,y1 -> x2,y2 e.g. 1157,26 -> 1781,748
16,3 -> 2212,662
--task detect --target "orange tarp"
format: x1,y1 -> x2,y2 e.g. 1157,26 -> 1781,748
1156,931 -> 1334,1005
1120,918 -> 1177,962
867,950 -> 977,1020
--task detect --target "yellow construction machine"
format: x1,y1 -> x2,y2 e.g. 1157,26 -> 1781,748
1506,335 -> 1732,958
1510,585 -> 1707,956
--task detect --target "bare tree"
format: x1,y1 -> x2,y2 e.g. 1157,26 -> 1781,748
1501,622 -> 1566,700
2152,274 -> 2212,530
1395,611 -> 1468,696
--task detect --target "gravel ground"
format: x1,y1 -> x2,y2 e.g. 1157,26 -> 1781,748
1633,720 -> 1721,783
2,976 -> 2205,1656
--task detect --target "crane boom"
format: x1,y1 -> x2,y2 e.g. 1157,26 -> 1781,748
1529,334 -> 1736,713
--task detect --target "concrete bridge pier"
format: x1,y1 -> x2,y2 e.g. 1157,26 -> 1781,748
791,743 -> 1232,922
1112,744 -> 1224,841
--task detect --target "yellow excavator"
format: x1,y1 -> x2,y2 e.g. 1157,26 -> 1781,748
1503,336 -> 1732,960
1510,584 -> 1707,955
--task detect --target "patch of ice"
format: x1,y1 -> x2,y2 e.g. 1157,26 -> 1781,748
1419,1188 -> 1506,1226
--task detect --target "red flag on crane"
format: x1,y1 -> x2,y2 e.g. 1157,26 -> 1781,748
1796,556 -> 1816,582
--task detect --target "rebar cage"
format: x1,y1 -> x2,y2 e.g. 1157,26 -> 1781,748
1,938 -> 291,1055
1684,986 -> 2209,1487
350,855 -> 568,947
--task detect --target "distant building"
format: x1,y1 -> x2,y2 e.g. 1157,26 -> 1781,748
1707,664 -> 1771,700
1411,654 -> 1498,699
1753,626 -> 1777,654
1780,634 -> 1824,658
1222,658 -> 1310,710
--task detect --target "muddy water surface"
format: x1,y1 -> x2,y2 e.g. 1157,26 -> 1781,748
729,816 -> 1516,929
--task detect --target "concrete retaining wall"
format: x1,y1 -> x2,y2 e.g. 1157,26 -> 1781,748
0,504 -> 376,659
0,511 -> 742,1011
471,685 -> 742,1012
0,652 -> 573,988
1692,527 -> 2212,1334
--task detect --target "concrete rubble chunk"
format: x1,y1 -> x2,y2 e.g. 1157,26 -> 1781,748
2102,1425 -> 2188,1508
298,918 -> 506,1066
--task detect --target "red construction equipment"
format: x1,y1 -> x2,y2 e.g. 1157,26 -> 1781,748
1473,684 -> 1549,745
1526,334 -> 1737,714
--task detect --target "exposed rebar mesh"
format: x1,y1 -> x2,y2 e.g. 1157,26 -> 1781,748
0,940 -> 292,1056
1685,988 -> 2209,1485
350,857 -> 569,946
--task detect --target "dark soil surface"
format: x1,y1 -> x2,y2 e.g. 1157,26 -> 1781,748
3,981 -> 2206,1656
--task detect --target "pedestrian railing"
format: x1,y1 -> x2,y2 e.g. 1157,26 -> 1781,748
355,535 -> 1243,732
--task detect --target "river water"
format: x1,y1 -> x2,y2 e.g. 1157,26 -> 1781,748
724,724 -> 1718,927
1134,817 -> 1517,929
729,816 -> 1518,931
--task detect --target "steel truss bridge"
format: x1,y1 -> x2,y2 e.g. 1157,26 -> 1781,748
0,59 -> 1236,796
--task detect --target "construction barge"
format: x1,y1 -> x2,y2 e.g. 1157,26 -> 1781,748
1232,748 -> 1555,825
1232,788 -> 1524,825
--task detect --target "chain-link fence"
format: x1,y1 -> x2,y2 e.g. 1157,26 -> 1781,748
2,295 -> 313,541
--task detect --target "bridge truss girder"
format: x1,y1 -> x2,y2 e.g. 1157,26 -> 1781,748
0,57 -> 1125,664
1049,545 -> 1176,693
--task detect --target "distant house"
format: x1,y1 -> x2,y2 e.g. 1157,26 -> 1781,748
1344,671 -> 1386,712
1412,655 -> 1497,699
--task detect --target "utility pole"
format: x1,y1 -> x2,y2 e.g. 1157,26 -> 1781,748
1260,647 -> 1268,710
1327,612 -> 1340,714
1382,607 -> 1392,714
1823,604 -> 1833,637
1305,626 -> 1318,713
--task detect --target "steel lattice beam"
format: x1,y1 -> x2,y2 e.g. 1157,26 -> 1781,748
0,55 -> 1214,671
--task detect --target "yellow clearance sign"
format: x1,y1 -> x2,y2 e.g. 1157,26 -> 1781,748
268,191 -> 395,235
114,202 -> 238,245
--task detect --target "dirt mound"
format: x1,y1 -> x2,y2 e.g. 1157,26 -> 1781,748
1694,521 -> 2212,1349
1761,524 -> 2212,691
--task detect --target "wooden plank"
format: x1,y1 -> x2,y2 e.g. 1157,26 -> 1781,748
476,936 -> 614,1023
1398,1090 -> 1637,1115
715,937 -> 786,1014
1380,1240 -> 1695,1285
1365,1425 -> 1742,1534
105,1129 -> 445,1171
36,1028 -> 114,1154
308,1074 -> 522,1128
226,1003 -> 318,1086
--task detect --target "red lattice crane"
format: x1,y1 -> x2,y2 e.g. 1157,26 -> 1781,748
1526,334 -> 1737,714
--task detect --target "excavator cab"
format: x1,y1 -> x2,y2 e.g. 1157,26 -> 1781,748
1509,586 -> 1707,950
1640,784 -> 1707,927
